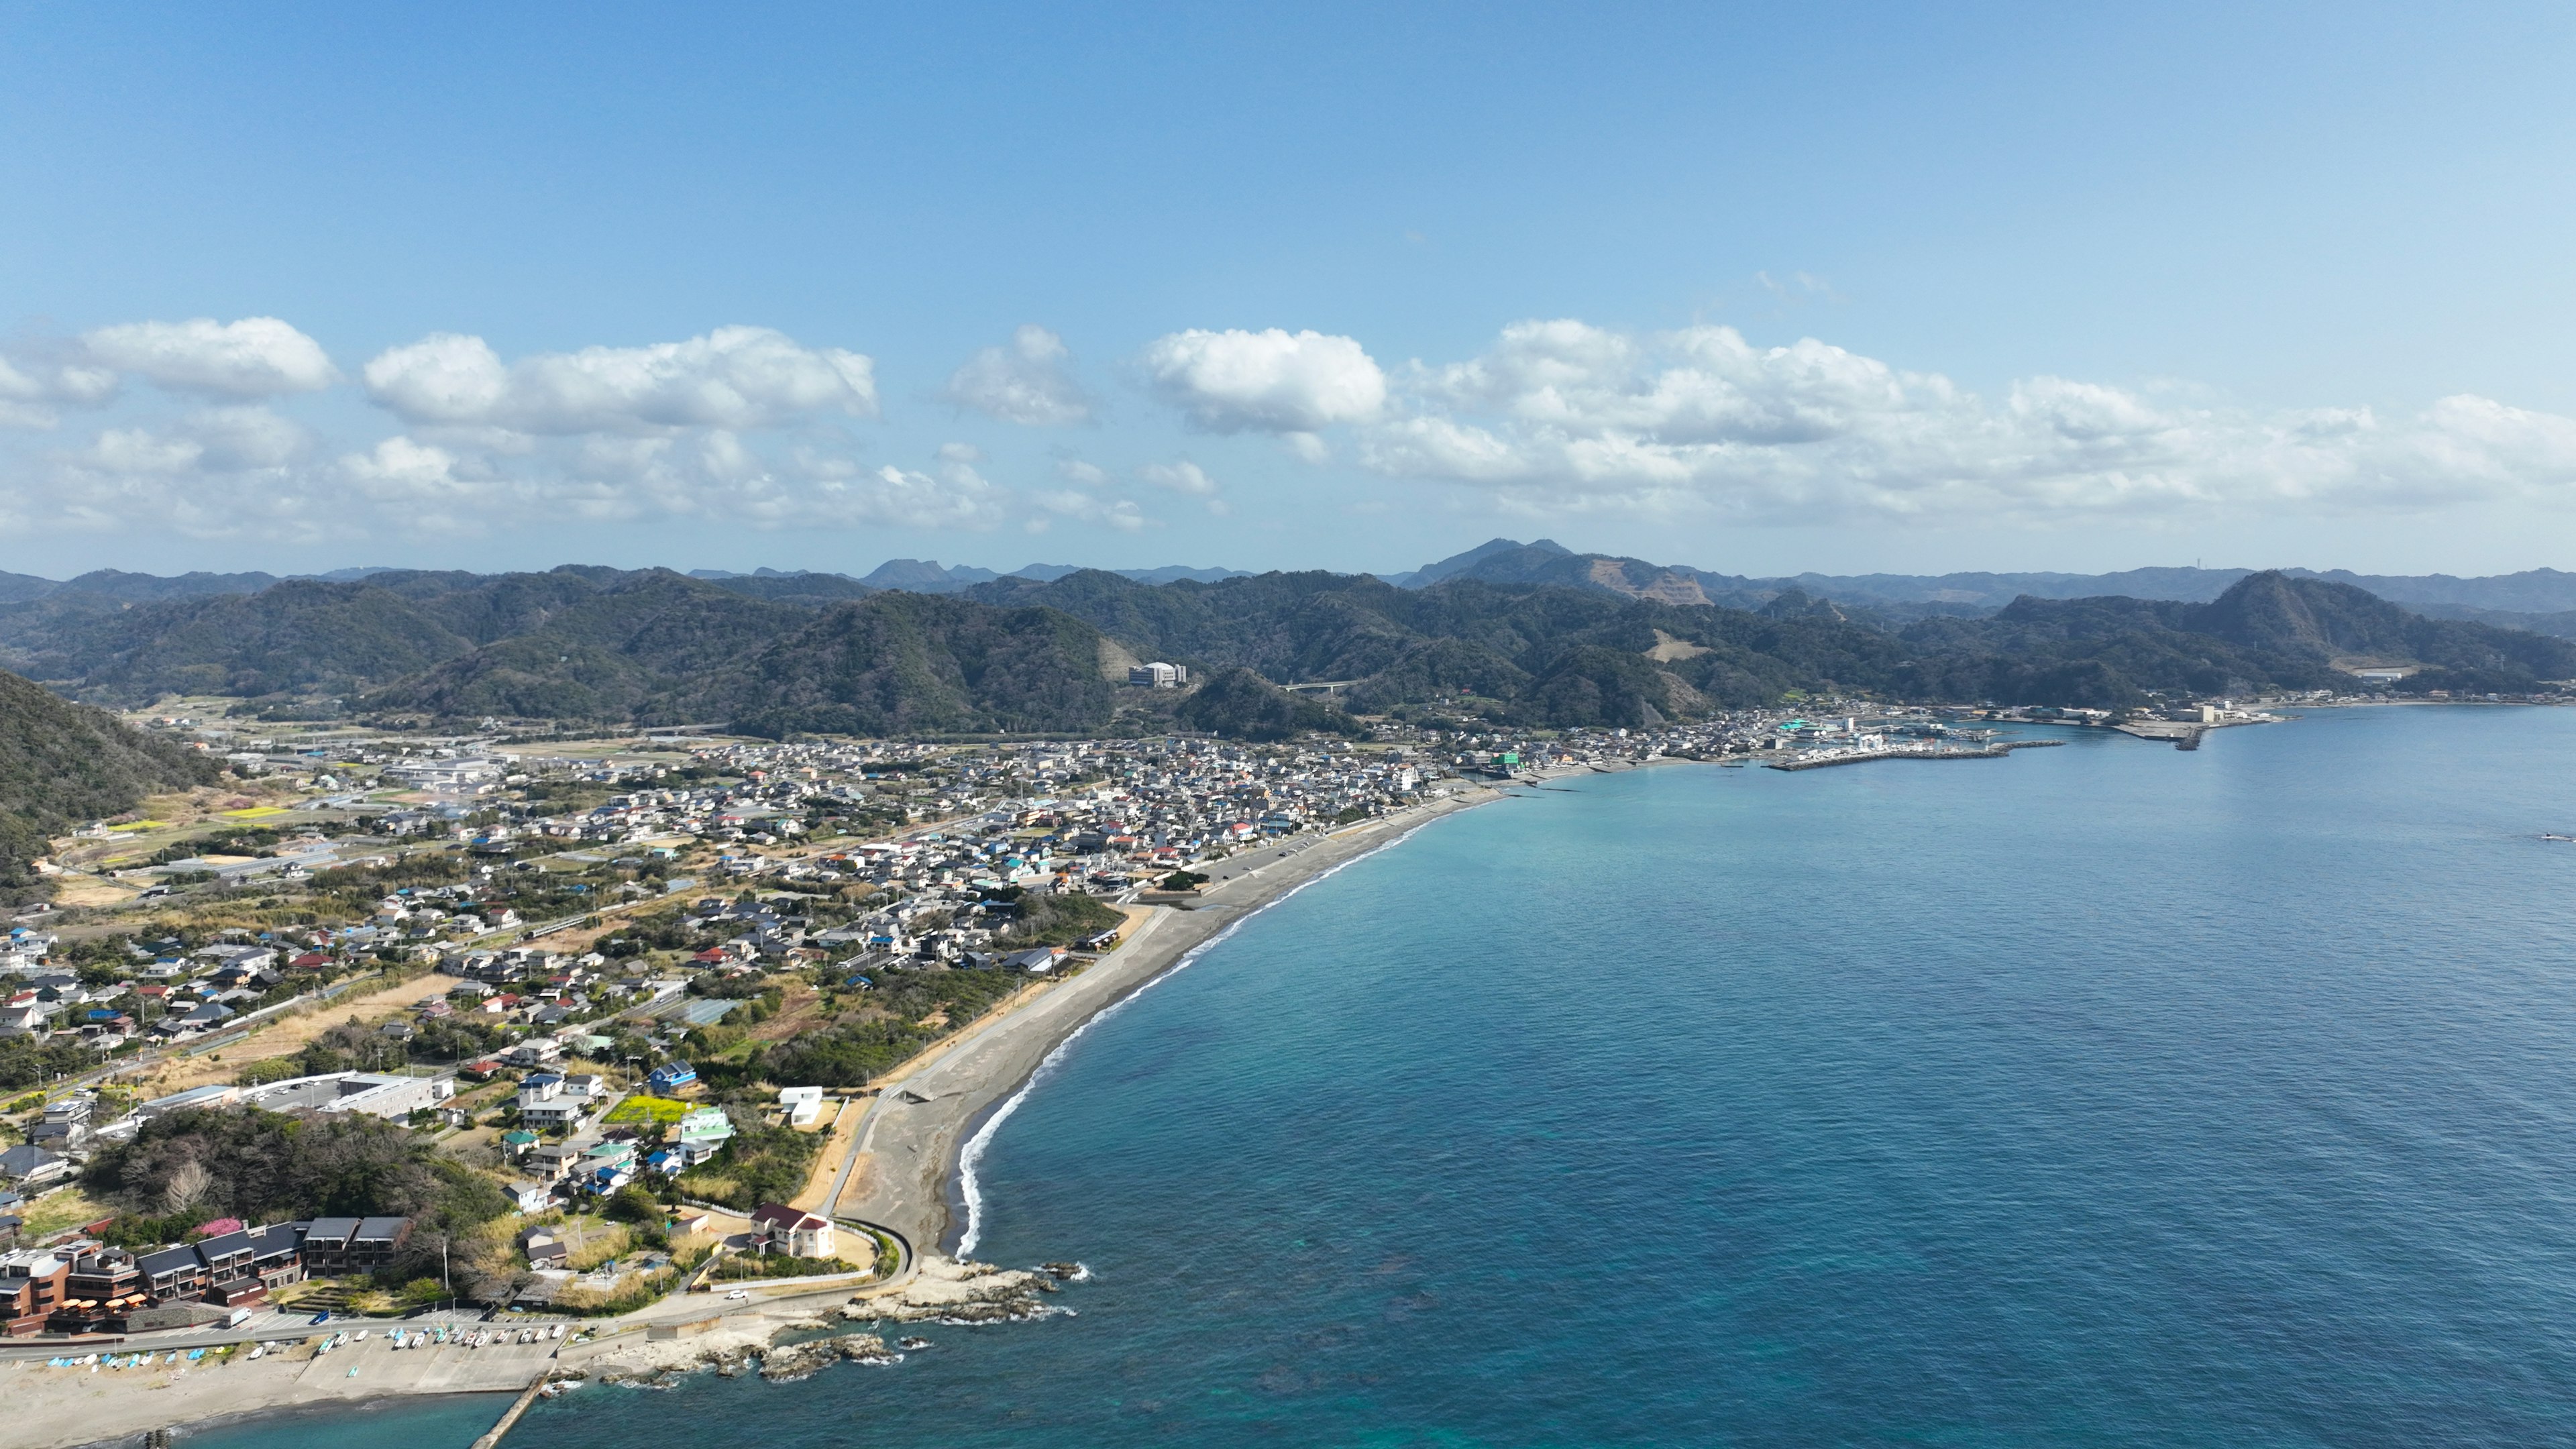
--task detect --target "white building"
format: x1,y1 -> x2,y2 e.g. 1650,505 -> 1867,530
777,1085 -> 825,1128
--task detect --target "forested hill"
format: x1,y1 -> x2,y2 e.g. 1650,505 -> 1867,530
967,568 -> 2576,714
0,669 -> 220,902
1899,572 -> 2576,704
0,564 -> 2565,739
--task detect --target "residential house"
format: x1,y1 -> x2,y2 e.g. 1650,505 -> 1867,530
1005,945 -> 1069,974
301,1216 -> 412,1275
520,1228 -> 569,1269
0,1144 -> 67,1187
526,1142 -> 585,1181
748,1203 -> 835,1258
777,1085 -> 824,1128
501,1037 -> 565,1069
32,1097 -> 93,1150
675,1106 -> 734,1165
646,1061 -> 698,1094
517,1074 -> 586,1130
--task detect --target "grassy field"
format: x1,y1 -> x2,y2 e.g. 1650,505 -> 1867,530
19,1187 -> 107,1238
602,1094 -> 690,1125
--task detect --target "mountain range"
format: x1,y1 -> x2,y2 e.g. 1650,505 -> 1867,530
0,557 -> 2564,741
15,543 -> 2575,631
1367,538 -> 2576,635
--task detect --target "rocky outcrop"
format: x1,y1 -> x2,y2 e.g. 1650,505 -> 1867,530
580,1258 -> 1087,1390
590,1322 -> 903,1388
837,1255 -> 1084,1326
759,1333 -> 892,1381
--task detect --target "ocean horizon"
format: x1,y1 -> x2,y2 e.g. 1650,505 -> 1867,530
197,706 -> 2576,1448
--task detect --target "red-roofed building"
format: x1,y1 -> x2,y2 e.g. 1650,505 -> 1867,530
747,1203 -> 835,1259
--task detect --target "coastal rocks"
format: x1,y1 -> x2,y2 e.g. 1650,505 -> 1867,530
839,1254 -> 1081,1326
758,1333 -> 891,1381
581,1258 -> 1087,1393
590,1323 -> 903,1389
586,1320 -> 800,1386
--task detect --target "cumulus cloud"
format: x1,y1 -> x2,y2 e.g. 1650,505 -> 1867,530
1348,319 -> 2576,525
80,407 -> 312,477
1054,457 -> 1112,488
0,353 -> 118,427
0,319 -> 927,541
83,317 -> 335,396
7,421 -> 1016,543
1031,489 -> 1146,532
363,325 -> 878,434
942,325 -> 1091,425
792,443 -> 1008,530
341,436 -> 481,502
1141,327 -> 1386,433
1138,460 -> 1220,495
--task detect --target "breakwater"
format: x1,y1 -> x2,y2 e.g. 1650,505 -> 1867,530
1764,739 -> 2064,771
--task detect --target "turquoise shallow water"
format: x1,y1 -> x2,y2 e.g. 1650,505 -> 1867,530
196,707 -> 2576,1447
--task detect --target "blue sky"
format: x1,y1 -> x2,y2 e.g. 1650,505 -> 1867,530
4,2 -> 2573,580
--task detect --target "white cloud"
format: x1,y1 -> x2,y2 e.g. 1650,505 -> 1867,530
1138,460 -> 1220,496
1054,457 -> 1111,488
942,325 -> 1091,425
1033,489 -> 1146,531
363,325 -> 878,434
79,407 -> 310,476
83,317 -> 336,396
341,436 -> 484,501
0,353 -> 118,427
186,407 -> 312,471
1348,319 -> 2576,525
795,446 -> 1008,530
1141,327 -> 1386,433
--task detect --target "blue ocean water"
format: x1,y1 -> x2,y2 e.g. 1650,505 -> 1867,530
199,707 -> 2576,1448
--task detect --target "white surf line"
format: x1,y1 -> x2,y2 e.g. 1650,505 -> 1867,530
953,804 -> 1472,1257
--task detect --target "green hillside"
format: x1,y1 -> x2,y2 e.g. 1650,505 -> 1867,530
0,564 -> 2561,743
708,592 -> 1118,737
0,669 -> 221,902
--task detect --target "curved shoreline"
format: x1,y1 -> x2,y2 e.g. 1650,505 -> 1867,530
20,788 -> 1509,1449
947,792 -> 1491,1255
835,785 -> 1505,1261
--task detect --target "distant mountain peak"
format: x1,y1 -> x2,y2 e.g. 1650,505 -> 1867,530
858,559 -> 1002,594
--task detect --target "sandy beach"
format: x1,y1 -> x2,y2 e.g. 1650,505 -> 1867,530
7,1329 -> 555,1449
830,784 -> 1501,1256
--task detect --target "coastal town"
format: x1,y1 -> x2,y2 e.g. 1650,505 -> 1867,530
0,681 -> 2474,1444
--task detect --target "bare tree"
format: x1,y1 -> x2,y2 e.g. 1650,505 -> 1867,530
161,1159 -> 212,1216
